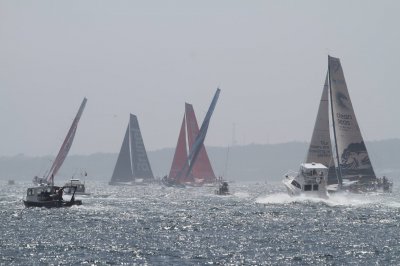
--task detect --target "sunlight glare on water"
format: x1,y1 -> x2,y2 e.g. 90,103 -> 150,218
1,181 -> 400,265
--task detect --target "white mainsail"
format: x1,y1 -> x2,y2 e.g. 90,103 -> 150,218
305,74 -> 337,184
46,97 -> 87,183
328,56 -> 376,183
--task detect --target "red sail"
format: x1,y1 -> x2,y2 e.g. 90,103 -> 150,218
46,98 -> 87,183
168,115 -> 189,182
184,103 -> 216,183
185,103 -> 197,154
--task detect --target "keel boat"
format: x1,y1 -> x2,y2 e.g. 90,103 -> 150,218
283,56 -> 392,196
109,114 -> 154,186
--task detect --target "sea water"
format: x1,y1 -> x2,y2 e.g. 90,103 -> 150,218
1,181 -> 400,265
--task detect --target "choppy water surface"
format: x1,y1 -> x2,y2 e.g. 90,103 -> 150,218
1,181 -> 400,265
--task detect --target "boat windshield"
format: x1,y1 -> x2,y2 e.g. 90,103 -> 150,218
291,180 -> 301,189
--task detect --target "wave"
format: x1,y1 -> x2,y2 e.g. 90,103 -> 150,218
255,192 -> 400,208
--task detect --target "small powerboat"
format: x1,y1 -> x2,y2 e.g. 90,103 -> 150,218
23,185 -> 82,208
283,163 -> 329,198
63,179 -> 90,195
216,181 -> 230,195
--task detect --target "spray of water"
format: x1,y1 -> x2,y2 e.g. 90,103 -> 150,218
256,192 -> 399,208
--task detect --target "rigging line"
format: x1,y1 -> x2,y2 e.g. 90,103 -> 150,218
223,145 -> 230,178
36,157 -> 52,177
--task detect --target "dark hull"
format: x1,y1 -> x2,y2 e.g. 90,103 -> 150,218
64,192 -> 91,196
328,182 -> 393,194
346,183 -> 393,193
23,200 -> 82,208
216,191 -> 230,196
161,179 -> 186,188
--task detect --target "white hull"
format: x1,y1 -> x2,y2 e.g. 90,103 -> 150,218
283,175 -> 328,199
282,176 -> 301,196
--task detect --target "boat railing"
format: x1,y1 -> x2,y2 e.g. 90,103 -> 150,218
283,170 -> 298,179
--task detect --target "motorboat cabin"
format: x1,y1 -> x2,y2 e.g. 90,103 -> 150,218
283,163 -> 328,198
63,179 -> 89,195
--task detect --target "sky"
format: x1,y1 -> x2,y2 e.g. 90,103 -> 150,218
1,0 -> 399,156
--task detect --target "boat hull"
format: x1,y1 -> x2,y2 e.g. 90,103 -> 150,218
282,177 -> 302,196
215,191 -> 230,196
161,180 -> 186,188
283,178 -> 328,199
342,182 -> 393,194
109,180 -> 153,186
64,192 -> 91,196
23,199 -> 82,208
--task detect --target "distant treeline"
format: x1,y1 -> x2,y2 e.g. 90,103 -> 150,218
1,139 -> 399,183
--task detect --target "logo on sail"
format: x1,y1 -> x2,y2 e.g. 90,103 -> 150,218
335,92 -> 350,110
340,141 -> 371,170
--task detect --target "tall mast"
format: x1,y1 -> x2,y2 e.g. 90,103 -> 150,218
328,56 -> 343,187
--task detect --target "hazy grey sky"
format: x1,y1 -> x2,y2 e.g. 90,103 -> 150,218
1,0 -> 399,156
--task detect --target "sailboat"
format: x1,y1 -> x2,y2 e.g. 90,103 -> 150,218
164,88 -> 220,187
24,98 -> 87,207
109,114 -> 154,186
283,56 -> 392,197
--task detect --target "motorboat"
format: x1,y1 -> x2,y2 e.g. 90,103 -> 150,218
283,163 -> 329,198
216,181 -> 230,195
63,179 -> 90,195
23,185 -> 82,208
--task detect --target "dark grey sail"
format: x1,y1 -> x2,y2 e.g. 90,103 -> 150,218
110,114 -> 153,185
110,125 -> 133,184
305,74 -> 337,184
129,114 -> 154,180
328,56 -> 376,183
